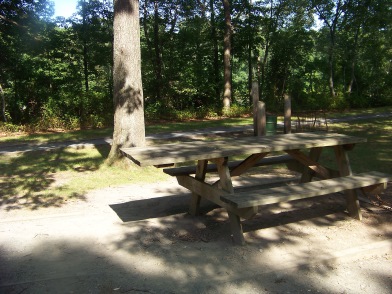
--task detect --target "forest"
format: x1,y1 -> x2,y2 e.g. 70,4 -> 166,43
1,0 -> 391,130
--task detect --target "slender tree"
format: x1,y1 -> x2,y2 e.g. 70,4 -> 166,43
313,0 -> 348,97
108,0 -> 145,162
0,84 -> 6,122
222,0 -> 232,110
210,0 -> 220,102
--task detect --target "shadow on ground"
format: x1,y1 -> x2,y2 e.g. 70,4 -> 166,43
0,146 -> 111,210
1,191 -> 392,293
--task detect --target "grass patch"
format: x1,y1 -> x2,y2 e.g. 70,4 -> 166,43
1,109 -> 391,211
2,106 -> 391,146
0,128 -> 114,146
327,106 -> 392,119
0,117 -> 254,146
0,145 -> 169,211
318,117 -> 392,174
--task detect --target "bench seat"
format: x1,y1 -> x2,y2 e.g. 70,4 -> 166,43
163,154 -> 294,176
220,171 -> 391,209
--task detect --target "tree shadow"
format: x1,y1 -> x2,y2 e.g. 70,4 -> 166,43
110,192 -> 217,222
2,182 -> 392,293
0,147 -> 106,210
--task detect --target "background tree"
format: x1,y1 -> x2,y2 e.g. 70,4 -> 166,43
222,0 -> 232,110
1,0 -> 391,130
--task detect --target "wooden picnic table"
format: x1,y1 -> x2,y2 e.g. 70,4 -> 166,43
120,132 -> 391,245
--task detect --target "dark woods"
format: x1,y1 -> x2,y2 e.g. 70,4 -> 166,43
1,0 -> 391,129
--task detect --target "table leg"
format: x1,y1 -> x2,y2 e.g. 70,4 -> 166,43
300,147 -> 323,183
228,212 -> 245,245
286,148 -> 329,181
215,157 -> 247,245
334,146 -> 362,220
189,159 -> 208,216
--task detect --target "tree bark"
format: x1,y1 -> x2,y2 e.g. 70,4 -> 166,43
210,0 -> 220,103
222,0 -> 232,110
247,0 -> 253,106
82,0 -> 89,93
0,84 -> 6,122
108,0 -> 145,162
328,26 -> 336,97
347,26 -> 360,95
314,0 -> 346,98
153,1 -> 162,102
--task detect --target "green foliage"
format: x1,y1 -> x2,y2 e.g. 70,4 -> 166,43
221,104 -> 251,118
1,0 -> 391,132
0,122 -> 25,133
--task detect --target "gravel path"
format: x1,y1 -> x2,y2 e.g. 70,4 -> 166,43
1,175 -> 392,293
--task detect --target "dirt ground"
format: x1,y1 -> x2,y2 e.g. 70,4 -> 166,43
1,171 -> 392,294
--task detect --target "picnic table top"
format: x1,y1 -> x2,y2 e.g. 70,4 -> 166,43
120,132 -> 366,167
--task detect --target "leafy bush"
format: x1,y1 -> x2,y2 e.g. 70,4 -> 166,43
222,104 -> 251,117
0,122 -> 25,133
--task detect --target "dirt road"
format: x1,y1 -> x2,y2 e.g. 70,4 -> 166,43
1,173 -> 392,293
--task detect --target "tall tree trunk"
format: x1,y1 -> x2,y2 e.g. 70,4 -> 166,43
153,1 -> 163,103
0,84 -> 6,122
260,41 -> 269,101
82,0 -> 89,93
347,26 -> 360,95
210,0 -> 220,103
108,0 -> 145,162
314,0 -> 346,98
328,28 -> 336,97
247,0 -> 253,105
222,0 -> 232,110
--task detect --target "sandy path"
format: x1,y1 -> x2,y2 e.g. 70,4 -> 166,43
1,175 -> 392,293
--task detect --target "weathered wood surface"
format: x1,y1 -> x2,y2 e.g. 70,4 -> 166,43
220,171 -> 391,209
176,175 -> 256,219
121,132 -> 366,167
163,154 -> 293,176
286,149 -> 330,180
334,145 -> 362,220
189,160 -> 208,216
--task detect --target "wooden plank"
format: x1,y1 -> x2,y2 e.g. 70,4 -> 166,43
230,153 -> 269,177
362,183 -> 387,196
163,154 -> 293,176
216,157 -> 247,245
120,133 -> 367,167
300,147 -> 322,182
334,145 -> 362,220
286,149 -> 330,180
228,212 -> 245,245
176,175 -> 256,219
220,172 -> 392,209
189,160 -> 208,216
215,157 -> 234,193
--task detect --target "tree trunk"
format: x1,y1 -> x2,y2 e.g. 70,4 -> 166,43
0,84 -> 6,122
82,0 -> 89,93
247,0 -> 253,106
210,0 -> 220,103
347,26 -> 360,95
222,0 -> 232,110
153,1 -> 163,102
108,0 -> 145,163
328,33 -> 336,97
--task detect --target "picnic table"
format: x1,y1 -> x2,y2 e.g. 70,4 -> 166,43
120,132 -> 391,245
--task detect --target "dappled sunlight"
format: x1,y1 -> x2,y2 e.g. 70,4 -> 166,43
0,143 -> 171,211
1,114 -> 392,291
1,173 -> 392,292
2,199 -> 391,292
0,147 -> 105,210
